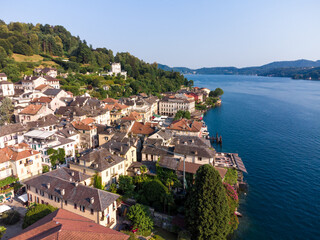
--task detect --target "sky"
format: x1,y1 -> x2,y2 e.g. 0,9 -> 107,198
2,0 -> 320,68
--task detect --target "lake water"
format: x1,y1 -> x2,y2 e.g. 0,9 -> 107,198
185,74 -> 320,240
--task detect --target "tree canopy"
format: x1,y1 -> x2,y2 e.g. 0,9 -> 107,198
209,88 -> 224,97
185,164 -> 230,240
127,204 -> 153,232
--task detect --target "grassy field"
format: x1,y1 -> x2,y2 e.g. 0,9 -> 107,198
12,53 -> 43,62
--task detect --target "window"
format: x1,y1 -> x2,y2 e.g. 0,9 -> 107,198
36,188 -> 38,194
29,194 -> 32,201
49,195 -> 53,200
74,203 -> 77,209
199,157 -> 202,161
36,197 -> 39,203
57,198 -> 60,203
91,209 -> 94,215
80,205 -> 85,212
65,200 -> 67,205
106,171 -> 108,177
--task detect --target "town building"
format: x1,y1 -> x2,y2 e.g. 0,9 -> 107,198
0,143 -> 42,181
159,95 -> 195,116
0,80 -> 14,97
69,148 -> 126,187
24,130 -> 75,165
71,120 -> 98,149
18,104 -> 54,123
167,119 -> 204,137
23,173 -> 120,228
0,73 -> 7,81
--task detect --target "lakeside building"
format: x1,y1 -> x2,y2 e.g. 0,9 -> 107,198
23,172 -> 120,228
167,119 -> 204,137
158,95 -> 195,116
12,208 -> 129,240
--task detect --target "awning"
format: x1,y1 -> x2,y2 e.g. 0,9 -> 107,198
0,205 -> 11,213
5,192 -> 12,197
18,193 -> 28,203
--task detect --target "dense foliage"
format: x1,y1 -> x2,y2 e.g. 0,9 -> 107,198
127,204 -> 153,232
92,172 -> 104,190
118,175 -> 135,198
174,110 -> 191,121
223,168 -> 238,185
0,20 -> 192,96
209,88 -> 224,97
23,204 -> 57,229
0,226 -> 6,239
138,179 -> 174,213
0,97 -> 13,125
0,176 -> 18,188
47,148 -> 65,167
185,164 -> 230,240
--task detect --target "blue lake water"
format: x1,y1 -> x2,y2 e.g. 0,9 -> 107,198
185,74 -> 320,240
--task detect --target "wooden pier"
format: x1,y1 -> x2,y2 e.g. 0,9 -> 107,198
206,133 -> 222,145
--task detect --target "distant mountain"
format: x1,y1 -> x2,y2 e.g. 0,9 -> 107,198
158,59 -> 320,80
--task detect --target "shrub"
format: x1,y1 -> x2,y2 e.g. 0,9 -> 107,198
23,204 -> 57,229
127,204 -> 153,232
1,210 -> 20,225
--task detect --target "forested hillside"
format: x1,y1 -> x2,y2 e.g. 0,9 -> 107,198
0,20 -> 191,98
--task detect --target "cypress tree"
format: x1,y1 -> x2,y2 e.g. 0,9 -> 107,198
185,164 -> 230,240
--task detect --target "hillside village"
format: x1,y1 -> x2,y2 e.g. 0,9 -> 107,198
0,61 -> 246,239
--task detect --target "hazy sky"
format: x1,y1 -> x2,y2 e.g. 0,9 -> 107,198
2,0 -> 320,68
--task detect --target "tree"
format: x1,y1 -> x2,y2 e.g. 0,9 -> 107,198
42,165 -> 50,173
92,172 -> 104,190
127,204 -> 153,232
23,204 -> 57,229
185,164 -> 230,240
140,165 -> 148,176
209,88 -> 224,97
0,97 -> 13,125
13,41 -> 33,56
223,168 -> 238,185
138,179 -> 172,212
47,148 -> 65,167
109,183 -> 117,193
118,175 -> 135,198
2,64 -> 21,82
174,110 -> 191,121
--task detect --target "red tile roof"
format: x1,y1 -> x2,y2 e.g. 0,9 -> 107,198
130,122 -> 158,135
12,209 -> 129,240
72,121 -> 96,131
81,118 -> 95,125
19,104 -> 43,115
177,162 -> 227,178
31,96 -> 53,103
121,111 -> 142,121
102,98 -> 118,104
167,119 -> 202,132
0,144 -> 40,163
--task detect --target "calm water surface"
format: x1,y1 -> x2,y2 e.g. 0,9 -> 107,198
185,75 -> 320,240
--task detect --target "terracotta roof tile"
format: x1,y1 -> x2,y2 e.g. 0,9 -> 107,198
19,104 -> 43,115
12,209 -> 129,240
167,119 -> 202,132
31,96 -> 53,103
130,122 -> 158,135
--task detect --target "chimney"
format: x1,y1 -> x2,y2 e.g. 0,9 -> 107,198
69,177 -> 72,182
90,197 -> 94,204
177,139 -> 180,144
195,151 -> 198,155
192,139 -> 194,143
74,182 -> 78,187
61,189 -> 65,195
120,146 -> 123,152
71,171 -> 74,176
47,183 -> 50,189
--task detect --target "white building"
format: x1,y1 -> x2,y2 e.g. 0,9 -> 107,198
159,96 -> 195,116
24,130 -> 76,166
106,63 -> 127,79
